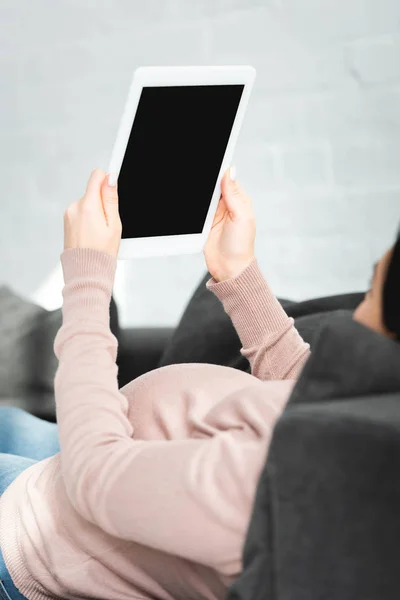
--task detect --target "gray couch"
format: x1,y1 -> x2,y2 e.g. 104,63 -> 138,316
0,270 -> 364,422
3,270 -> 400,600
228,313 -> 400,600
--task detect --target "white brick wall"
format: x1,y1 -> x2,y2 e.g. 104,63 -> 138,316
349,37 -> 400,83
1,0 -> 400,326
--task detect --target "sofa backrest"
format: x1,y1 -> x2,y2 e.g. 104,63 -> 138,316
227,314 -> 400,600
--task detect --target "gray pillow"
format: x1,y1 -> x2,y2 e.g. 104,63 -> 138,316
0,285 -> 49,397
0,285 -> 120,399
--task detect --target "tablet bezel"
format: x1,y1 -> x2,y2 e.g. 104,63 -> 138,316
108,65 -> 256,260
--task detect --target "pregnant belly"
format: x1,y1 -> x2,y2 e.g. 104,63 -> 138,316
121,362 -> 255,441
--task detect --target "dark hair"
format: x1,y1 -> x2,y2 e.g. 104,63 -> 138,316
383,228 -> 400,341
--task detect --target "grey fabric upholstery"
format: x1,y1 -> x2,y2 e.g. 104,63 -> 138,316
117,326 -> 173,388
227,314 -> 400,600
0,285 -> 46,397
0,285 -> 119,420
158,268 -> 365,371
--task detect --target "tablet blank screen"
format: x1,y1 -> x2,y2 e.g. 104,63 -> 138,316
118,84 -> 244,239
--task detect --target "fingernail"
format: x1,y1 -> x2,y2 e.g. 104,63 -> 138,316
230,166 -> 236,181
107,173 -> 118,187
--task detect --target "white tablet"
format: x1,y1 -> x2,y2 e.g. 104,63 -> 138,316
108,65 -> 256,259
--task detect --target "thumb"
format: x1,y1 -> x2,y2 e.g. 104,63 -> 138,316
101,173 -> 119,225
220,166 -> 243,218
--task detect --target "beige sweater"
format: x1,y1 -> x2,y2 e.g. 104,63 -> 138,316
0,248 -> 310,600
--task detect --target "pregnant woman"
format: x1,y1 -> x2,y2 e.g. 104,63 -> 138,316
0,168 -> 398,600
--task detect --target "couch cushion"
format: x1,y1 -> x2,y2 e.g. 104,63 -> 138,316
158,270 -> 295,370
0,285 -> 120,410
227,313 -> 400,600
0,285 -> 46,397
158,269 -> 365,371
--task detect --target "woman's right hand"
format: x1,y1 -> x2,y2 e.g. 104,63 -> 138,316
203,167 -> 256,282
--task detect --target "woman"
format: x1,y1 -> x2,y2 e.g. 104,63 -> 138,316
0,168 -> 398,600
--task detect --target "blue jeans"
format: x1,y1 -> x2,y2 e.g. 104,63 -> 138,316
0,407 -> 60,600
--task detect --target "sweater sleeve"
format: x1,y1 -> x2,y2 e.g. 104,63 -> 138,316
206,258 -> 310,380
53,248 -> 285,576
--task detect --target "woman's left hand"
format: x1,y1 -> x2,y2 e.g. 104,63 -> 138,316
64,169 -> 122,258
203,168 -> 256,282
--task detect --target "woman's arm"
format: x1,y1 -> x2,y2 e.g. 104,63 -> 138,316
203,170 -> 309,381
206,257 -> 311,380
54,248 -> 284,575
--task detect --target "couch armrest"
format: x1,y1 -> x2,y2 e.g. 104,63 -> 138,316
117,327 -> 174,388
265,395 -> 400,600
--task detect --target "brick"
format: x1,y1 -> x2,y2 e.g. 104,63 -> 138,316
170,0 -> 226,20
300,88 -> 400,144
241,93 -> 304,144
257,189 -> 373,240
278,0 -> 370,42
249,42 -> 351,93
0,1 -> 173,48
280,0 -> 398,43
208,4 -> 353,92
348,38 -> 400,84
234,142 -> 278,192
332,142 -> 400,187
315,44 -> 355,89
341,189 -> 400,259
281,146 -> 331,188
255,233 -> 371,301
6,20 -> 207,89
223,0 -> 276,9
363,0 -> 400,37
255,188 -> 400,301
208,6 -> 285,60
130,22 -> 209,66
6,78 -> 105,133
1,194 -> 64,299
6,29 -> 208,135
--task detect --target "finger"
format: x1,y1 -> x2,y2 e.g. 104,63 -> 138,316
64,200 -> 78,220
82,169 -> 107,207
63,202 -> 77,248
220,167 -> 244,217
101,172 -> 119,226
211,196 -> 226,227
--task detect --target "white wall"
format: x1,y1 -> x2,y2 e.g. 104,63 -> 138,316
1,0 -> 400,327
